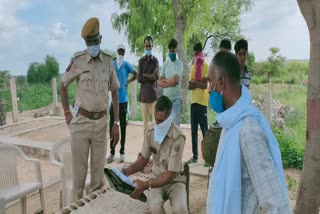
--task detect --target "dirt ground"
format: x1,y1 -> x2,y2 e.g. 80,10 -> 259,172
3,109 -> 300,213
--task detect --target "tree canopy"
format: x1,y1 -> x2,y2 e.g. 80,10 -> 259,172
27,55 -> 59,84
111,0 -> 251,112
111,0 -> 250,59
266,47 -> 286,79
0,70 -> 11,89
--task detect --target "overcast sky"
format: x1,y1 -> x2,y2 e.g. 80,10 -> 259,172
0,0 -> 309,76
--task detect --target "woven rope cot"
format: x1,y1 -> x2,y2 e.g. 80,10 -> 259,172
55,187 -> 148,214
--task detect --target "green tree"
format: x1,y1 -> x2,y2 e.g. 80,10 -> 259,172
27,55 -> 59,84
266,47 -> 285,81
27,62 -> 41,84
247,52 -> 256,69
45,55 -> 59,82
16,75 -> 27,87
284,61 -> 309,84
0,70 -> 11,89
296,0 -> 320,213
111,0 -> 251,109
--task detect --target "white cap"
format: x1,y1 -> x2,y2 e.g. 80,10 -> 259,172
117,44 -> 126,51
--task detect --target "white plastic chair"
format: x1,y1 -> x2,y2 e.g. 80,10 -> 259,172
0,143 -> 45,214
50,138 -> 90,208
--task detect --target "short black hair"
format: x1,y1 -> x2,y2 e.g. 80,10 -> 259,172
144,36 -> 153,43
212,51 -> 240,85
234,39 -> 248,54
155,95 -> 173,116
168,38 -> 178,49
219,39 -> 231,50
193,42 -> 202,52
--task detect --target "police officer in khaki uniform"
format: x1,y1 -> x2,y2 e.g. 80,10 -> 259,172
123,96 -> 188,214
60,17 -> 120,201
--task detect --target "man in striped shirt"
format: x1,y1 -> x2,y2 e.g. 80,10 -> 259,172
234,39 -> 251,88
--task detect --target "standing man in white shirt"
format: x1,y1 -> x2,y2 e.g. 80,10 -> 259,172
158,39 -> 183,126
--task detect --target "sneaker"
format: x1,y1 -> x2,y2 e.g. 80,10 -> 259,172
187,158 -> 198,164
106,154 -> 114,163
119,154 -> 125,163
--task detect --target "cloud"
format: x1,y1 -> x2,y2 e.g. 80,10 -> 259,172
50,22 -> 67,41
0,0 -> 310,76
240,0 -> 309,61
0,0 -> 31,48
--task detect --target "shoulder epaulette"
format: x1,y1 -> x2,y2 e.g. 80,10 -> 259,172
72,50 -> 87,59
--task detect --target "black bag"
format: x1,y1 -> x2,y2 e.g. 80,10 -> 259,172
104,167 -> 147,202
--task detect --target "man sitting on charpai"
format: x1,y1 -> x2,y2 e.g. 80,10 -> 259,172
122,95 -> 188,214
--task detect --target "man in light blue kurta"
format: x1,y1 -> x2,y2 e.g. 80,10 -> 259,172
158,39 -> 183,126
206,51 -> 291,214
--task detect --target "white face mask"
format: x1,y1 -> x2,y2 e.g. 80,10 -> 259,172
154,112 -> 174,145
87,44 -> 100,57
116,53 -> 124,68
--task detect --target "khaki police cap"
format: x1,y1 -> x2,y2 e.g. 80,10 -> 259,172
81,17 -> 100,39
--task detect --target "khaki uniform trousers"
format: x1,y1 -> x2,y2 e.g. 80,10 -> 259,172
141,101 -> 156,134
148,182 -> 188,214
69,114 -> 107,201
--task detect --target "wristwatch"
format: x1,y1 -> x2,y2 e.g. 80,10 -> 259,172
114,121 -> 120,126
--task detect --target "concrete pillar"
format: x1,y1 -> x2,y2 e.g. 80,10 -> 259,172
9,78 -> 19,123
131,80 -> 137,119
52,78 -> 58,107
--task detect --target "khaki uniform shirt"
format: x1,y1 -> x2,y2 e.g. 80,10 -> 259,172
141,123 -> 186,183
62,50 -> 119,112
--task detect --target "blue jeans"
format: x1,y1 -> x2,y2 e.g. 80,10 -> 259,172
172,98 -> 182,126
190,103 -> 208,160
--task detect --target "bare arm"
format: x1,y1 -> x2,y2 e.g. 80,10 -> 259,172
130,170 -> 176,199
142,59 -> 159,82
123,155 -> 150,176
60,83 -> 73,124
111,89 -> 120,145
111,90 -> 119,122
158,74 -> 179,88
61,83 -> 69,112
127,71 -> 137,86
142,73 -> 159,81
192,77 -> 208,89
137,62 -> 145,83
189,81 -> 196,90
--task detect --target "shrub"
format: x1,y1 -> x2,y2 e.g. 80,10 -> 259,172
273,126 -> 304,170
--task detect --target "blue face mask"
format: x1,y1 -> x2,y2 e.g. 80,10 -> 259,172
144,49 -> 152,56
209,87 -> 224,113
87,44 -> 100,58
168,53 -> 176,61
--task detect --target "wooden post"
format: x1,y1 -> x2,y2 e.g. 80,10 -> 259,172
0,96 -> 6,126
131,80 -> 137,119
263,80 -> 273,125
52,78 -> 58,107
9,78 -> 19,123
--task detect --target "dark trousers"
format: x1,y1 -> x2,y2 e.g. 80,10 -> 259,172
190,103 -> 208,160
109,102 -> 127,155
